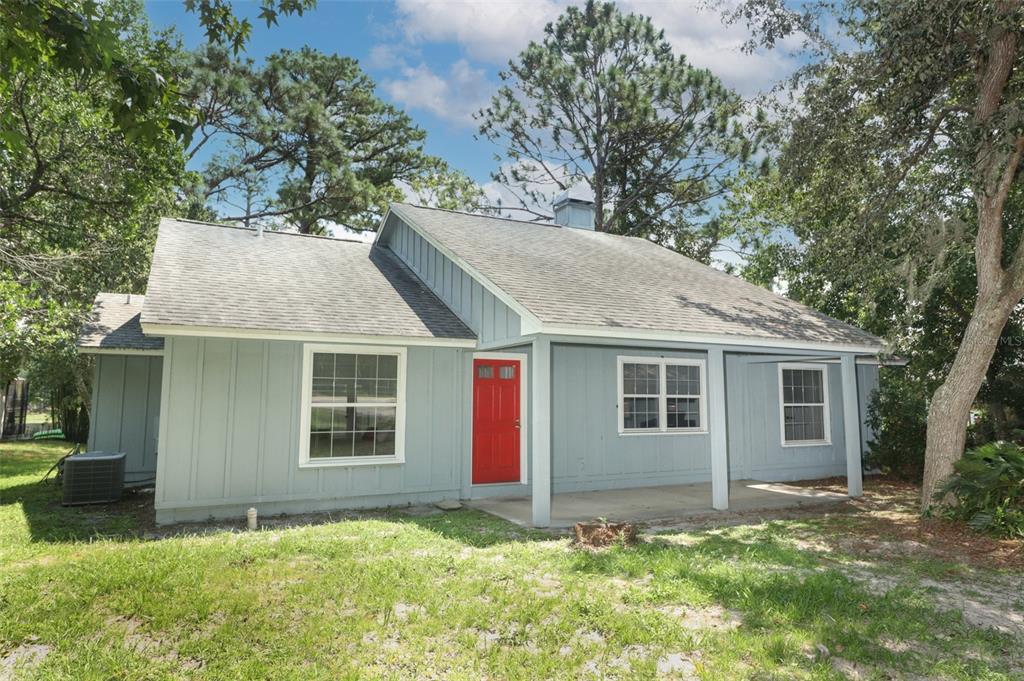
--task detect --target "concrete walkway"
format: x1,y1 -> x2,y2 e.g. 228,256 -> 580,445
467,480 -> 848,528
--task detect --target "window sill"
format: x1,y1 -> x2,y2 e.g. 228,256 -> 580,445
780,440 -> 832,448
300,456 -> 404,468
618,429 -> 708,437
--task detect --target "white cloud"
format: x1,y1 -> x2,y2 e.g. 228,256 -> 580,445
382,59 -> 493,126
390,0 -> 798,97
479,160 -> 584,221
620,1 -> 797,96
323,221 -> 377,242
365,44 -> 411,70
393,0 -> 563,64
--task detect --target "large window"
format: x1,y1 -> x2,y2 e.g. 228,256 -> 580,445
617,356 -> 706,434
779,364 -> 830,445
300,345 -> 406,466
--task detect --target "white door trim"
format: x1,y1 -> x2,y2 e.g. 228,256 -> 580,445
471,351 -> 529,485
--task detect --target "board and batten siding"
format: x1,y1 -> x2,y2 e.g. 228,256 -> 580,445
88,354 -> 163,483
550,344 -> 712,492
548,346 -> 879,492
857,363 -> 880,453
383,218 -> 521,344
724,357 -> 880,481
154,336 -> 464,523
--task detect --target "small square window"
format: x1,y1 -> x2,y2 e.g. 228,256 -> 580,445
477,365 -> 494,379
499,366 -> 515,379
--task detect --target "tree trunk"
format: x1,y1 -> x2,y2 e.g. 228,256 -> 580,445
989,396 -> 1008,441
921,290 -> 1018,508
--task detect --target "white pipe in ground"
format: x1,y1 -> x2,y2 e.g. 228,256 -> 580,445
246,507 -> 258,531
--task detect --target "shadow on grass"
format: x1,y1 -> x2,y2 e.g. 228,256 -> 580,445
564,530 -> 1018,675
5,439 -> 555,548
1,440 -> 147,544
0,477 -> 146,543
379,508 -> 558,548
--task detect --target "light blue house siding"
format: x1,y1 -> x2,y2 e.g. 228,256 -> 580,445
551,344 -> 712,491
154,336 -> 465,523
382,217 -> 522,344
857,363 -> 880,454
88,354 -> 162,485
148,332 -> 881,522
725,356 -> 879,481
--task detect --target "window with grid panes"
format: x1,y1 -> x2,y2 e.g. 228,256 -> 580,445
619,357 -> 705,433
780,365 -> 829,444
303,348 -> 404,464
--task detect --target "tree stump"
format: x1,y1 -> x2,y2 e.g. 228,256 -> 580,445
573,520 -> 639,548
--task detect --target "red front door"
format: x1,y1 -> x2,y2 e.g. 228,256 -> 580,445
472,358 -> 521,484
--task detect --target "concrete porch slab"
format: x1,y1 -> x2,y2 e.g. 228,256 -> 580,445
466,480 -> 848,528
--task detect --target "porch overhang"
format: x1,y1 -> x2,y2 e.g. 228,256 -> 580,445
519,335 -> 872,528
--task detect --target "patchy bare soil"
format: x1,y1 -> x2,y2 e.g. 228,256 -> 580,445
789,476 -> 1024,570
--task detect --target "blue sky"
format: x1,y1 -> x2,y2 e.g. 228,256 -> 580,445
147,0 -> 797,200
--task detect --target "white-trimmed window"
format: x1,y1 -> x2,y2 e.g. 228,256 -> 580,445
299,344 -> 406,466
779,363 -> 831,446
617,356 -> 707,434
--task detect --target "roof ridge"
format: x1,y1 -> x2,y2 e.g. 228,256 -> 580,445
95,291 -> 145,300
392,202 -> 564,229
392,202 -> 688,249
161,216 -> 371,244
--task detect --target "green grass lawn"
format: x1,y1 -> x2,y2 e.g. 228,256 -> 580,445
24,412 -> 50,426
1,441 -> 1021,679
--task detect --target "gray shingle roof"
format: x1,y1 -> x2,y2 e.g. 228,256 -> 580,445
389,203 -> 883,349
141,218 -> 475,340
79,293 -> 164,351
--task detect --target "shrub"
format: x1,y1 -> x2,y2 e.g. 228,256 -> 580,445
865,372 -> 928,480
938,442 -> 1024,539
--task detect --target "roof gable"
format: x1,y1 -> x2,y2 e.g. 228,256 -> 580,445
386,203 -> 883,350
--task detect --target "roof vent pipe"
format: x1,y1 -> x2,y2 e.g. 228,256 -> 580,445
256,222 -> 263,238
552,188 -> 595,230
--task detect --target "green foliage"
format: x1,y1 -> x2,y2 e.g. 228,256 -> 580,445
728,1 -> 1024,496
183,45 -> 481,233
1,441 -> 1019,678
478,0 -> 760,260
0,0 -> 314,154
865,372 -> 928,479
0,0 -> 192,153
183,0 -> 315,53
1,0 -> 183,438
938,442 -> 1024,538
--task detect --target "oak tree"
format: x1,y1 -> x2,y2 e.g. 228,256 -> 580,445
730,0 -> 1024,507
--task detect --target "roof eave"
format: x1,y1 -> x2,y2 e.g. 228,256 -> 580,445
536,323 -> 887,355
77,346 -> 164,356
140,321 -> 478,348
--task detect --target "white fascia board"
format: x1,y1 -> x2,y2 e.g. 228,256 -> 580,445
77,347 -> 164,356
744,355 -> 893,365
537,323 -> 886,355
140,322 -> 478,348
387,203 -> 545,333
370,208 -> 393,248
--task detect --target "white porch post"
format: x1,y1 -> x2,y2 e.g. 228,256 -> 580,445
531,336 -> 552,527
708,347 -> 729,510
841,354 -> 864,498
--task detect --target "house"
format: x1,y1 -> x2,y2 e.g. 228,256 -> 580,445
78,198 -> 886,526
